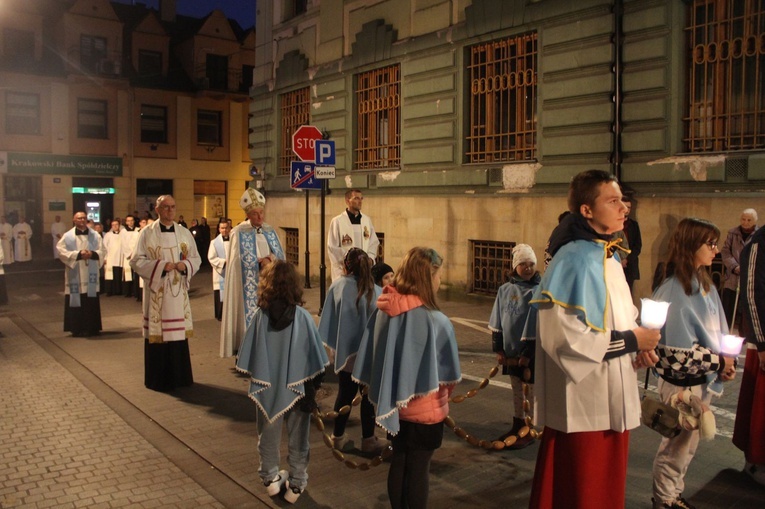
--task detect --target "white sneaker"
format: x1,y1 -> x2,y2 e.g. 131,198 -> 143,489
745,462 -> 765,486
361,435 -> 390,454
284,480 -> 303,504
264,469 -> 287,496
331,433 -> 354,451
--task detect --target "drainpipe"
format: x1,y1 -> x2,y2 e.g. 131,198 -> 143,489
612,0 -> 623,180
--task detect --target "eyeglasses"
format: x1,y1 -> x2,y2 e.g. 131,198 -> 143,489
705,240 -> 718,250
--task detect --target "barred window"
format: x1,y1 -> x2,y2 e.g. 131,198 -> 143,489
140,105 -> 167,144
197,109 -> 222,146
282,227 -> 300,266
376,232 -> 385,264
77,98 -> 107,139
279,88 -> 311,176
355,65 -> 401,170
466,33 -> 538,163
6,92 -> 40,135
685,0 -> 765,152
469,240 -> 516,295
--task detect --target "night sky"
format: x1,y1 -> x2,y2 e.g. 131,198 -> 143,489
111,0 -> 256,29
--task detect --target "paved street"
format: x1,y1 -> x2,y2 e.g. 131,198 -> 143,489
0,259 -> 762,508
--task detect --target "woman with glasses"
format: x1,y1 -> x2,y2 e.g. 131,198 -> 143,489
650,217 -> 737,509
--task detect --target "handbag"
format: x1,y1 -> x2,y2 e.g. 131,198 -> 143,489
640,370 -> 681,438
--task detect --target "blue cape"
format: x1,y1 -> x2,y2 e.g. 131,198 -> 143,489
352,306 -> 461,435
236,306 -> 329,423
489,275 -> 539,355
318,276 -> 381,373
531,239 -> 616,332
652,276 -> 728,393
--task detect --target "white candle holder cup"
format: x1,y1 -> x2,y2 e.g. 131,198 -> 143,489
720,334 -> 745,356
640,299 -> 670,330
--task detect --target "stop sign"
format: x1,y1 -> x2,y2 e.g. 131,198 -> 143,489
292,125 -> 323,161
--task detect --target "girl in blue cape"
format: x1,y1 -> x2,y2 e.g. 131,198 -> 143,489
353,247 -> 461,509
651,218 -> 737,509
488,243 -> 540,449
235,261 -> 329,504
319,248 -> 388,454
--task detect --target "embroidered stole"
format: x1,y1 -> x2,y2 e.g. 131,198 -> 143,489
64,230 -> 100,307
144,227 -> 193,343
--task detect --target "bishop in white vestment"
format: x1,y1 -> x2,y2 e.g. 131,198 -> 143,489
220,189 -> 284,357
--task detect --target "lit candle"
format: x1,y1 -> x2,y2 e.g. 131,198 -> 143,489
640,299 -> 670,329
719,334 -> 745,356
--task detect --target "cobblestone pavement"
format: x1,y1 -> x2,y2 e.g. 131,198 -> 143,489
1,259 -> 762,508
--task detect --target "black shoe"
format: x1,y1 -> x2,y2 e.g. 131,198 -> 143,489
506,432 -> 535,450
652,496 -> 696,509
672,496 -> 696,509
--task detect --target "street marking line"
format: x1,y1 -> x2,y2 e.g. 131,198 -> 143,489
451,317 -> 491,334
461,373 -> 513,390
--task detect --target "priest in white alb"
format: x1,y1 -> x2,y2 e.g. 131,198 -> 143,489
57,211 -> 105,337
131,195 -> 201,392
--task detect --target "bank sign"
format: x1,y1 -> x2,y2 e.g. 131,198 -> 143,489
0,152 -> 123,177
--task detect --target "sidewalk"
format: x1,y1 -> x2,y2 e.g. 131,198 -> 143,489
1,260 -> 762,508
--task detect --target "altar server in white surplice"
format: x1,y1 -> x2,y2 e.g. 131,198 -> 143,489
13,216 -> 33,262
208,220 -> 231,321
121,215 -> 140,298
102,220 -> 125,296
51,215 -> 67,259
0,216 -> 13,265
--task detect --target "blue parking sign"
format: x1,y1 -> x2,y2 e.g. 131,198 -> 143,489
315,140 -> 336,166
290,162 -> 322,190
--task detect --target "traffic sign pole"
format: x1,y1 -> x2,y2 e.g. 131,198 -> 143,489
320,177 -> 327,313
304,191 -> 310,289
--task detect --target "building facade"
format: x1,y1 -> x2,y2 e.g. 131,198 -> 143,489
0,0 -> 256,256
251,0 -> 765,300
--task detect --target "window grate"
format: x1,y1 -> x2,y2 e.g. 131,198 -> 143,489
466,33 -> 538,163
725,156 -> 748,180
279,88 -> 311,176
283,227 -> 299,266
376,232 -> 385,264
469,240 -> 516,295
355,65 -> 401,170
684,0 -> 765,152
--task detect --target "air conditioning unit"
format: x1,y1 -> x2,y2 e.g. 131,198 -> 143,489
197,77 -> 210,90
97,59 -> 121,76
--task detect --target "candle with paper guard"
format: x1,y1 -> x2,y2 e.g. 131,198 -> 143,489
720,334 -> 745,356
640,299 -> 670,329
